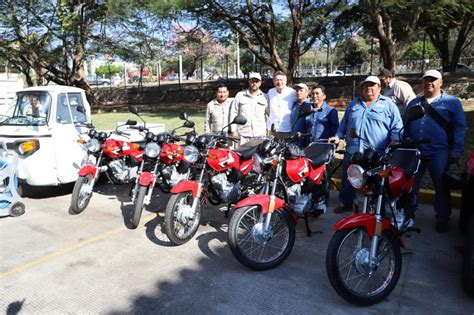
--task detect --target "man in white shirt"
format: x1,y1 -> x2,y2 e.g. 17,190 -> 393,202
378,68 -> 416,116
266,71 -> 296,138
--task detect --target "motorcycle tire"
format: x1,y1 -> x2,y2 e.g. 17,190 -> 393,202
462,215 -> 474,296
326,228 -> 402,306
130,185 -> 148,229
228,206 -> 296,271
70,174 -> 94,214
164,192 -> 201,245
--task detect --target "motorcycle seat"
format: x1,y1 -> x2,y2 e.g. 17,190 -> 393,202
304,142 -> 335,167
234,139 -> 265,159
389,148 -> 420,177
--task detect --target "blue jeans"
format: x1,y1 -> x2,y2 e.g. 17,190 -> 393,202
408,150 -> 451,223
339,154 -> 356,208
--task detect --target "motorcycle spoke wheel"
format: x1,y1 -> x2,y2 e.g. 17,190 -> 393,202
326,228 -> 402,306
70,174 -> 94,214
164,192 -> 201,245
130,185 -> 149,229
228,206 -> 295,270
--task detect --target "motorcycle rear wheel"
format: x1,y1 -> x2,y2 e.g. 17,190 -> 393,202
130,185 -> 148,229
326,228 -> 402,306
70,174 -> 94,214
462,216 -> 474,296
164,192 -> 201,245
228,206 -> 296,270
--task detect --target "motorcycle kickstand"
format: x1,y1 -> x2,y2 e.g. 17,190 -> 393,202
304,214 -> 322,237
224,204 -> 231,218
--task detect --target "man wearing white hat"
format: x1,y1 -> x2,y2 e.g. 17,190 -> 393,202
405,69 -> 468,233
329,75 -> 403,213
229,72 -> 269,145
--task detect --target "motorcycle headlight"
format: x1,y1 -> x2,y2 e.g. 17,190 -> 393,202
347,164 -> 365,189
183,145 -> 199,163
145,142 -> 161,158
86,138 -> 101,153
252,154 -> 263,174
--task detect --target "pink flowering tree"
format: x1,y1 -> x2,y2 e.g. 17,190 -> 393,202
168,25 -> 227,79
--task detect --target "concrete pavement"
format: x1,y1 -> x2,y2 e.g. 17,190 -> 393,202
0,183 -> 473,314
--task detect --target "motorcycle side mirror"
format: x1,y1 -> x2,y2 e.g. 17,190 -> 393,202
349,128 -> 359,139
232,115 -> 247,125
184,120 -> 195,128
179,111 -> 188,121
128,105 -> 139,115
405,105 -> 425,123
76,105 -> 86,114
125,119 -> 137,126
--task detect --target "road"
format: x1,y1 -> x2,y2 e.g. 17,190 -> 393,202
0,183 -> 472,314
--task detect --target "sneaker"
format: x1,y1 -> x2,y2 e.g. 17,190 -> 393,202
435,221 -> 449,233
333,205 -> 353,214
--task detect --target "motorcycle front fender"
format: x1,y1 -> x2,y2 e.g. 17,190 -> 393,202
170,180 -> 204,199
235,194 -> 297,222
138,172 -> 155,186
78,164 -> 97,177
333,213 -> 405,247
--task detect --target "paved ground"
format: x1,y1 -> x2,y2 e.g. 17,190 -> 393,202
0,183 -> 473,314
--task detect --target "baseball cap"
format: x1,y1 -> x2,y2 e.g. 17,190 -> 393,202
248,72 -> 262,81
293,83 -> 309,90
422,69 -> 442,80
378,68 -> 393,78
361,75 -> 381,85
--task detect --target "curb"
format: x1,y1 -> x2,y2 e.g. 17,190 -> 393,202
330,178 -> 461,208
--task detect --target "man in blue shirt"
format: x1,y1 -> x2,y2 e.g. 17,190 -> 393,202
329,76 -> 403,213
290,83 -> 312,147
405,69 -> 468,233
307,84 -> 339,142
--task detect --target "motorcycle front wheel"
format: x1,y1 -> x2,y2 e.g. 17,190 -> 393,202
164,192 -> 202,245
130,185 -> 149,229
70,174 -> 95,214
326,228 -> 402,306
228,206 -> 296,271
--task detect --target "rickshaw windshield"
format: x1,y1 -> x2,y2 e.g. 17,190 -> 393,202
0,91 -> 51,126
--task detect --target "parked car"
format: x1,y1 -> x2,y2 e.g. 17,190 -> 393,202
87,76 -> 111,85
328,70 -> 344,76
456,63 -> 473,73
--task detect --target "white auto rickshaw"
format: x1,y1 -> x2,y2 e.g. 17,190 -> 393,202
0,86 -> 92,187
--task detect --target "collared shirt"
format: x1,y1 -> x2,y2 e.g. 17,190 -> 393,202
204,98 -> 234,133
308,101 -> 339,142
381,78 -> 416,115
290,99 -> 312,133
337,95 -> 403,154
267,86 -> 296,132
229,89 -> 268,137
405,92 -> 468,157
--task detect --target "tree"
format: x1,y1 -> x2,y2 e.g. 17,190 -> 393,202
95,64 -> 124,77
420,0 -> 474,72
188,0 -> 344,83
0,1 -> 107,100
167,25 -> 227,79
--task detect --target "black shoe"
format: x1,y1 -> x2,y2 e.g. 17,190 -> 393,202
435,221 -> 449,233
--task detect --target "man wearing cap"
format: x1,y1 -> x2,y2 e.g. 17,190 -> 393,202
229,72 -> 269,145
307,84 -> 339,143
204,83 -> 233,133
329,76 -> 403,213
378,68 -> 416,116
267,71 -> 296,138
405,69 -> 468,233
289,82 -> 312,147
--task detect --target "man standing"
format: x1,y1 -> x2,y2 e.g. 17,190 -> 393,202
267,71 -> 296,138
329,76 -> 403,213
229,72 -> 268,145
378,68 -> 416,115
307,84 -> 339,143
405,69 -> 468,233
204,83 -> 233,133
289,83 -> 311,147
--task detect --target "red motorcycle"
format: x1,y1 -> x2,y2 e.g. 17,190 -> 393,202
70,107 -> 145,214
163,115 -> 263,245
129,111 -> 196,229
227,131 -> 337,270
325,106 -> 428,306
